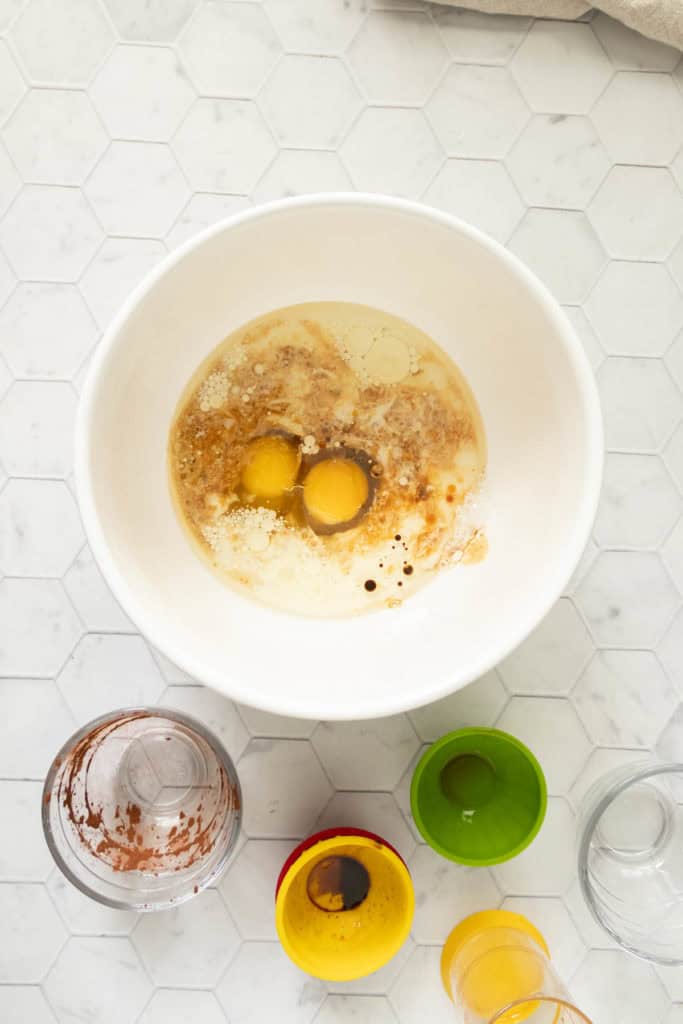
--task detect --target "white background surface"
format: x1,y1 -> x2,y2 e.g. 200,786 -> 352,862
0,2 -> 682,1022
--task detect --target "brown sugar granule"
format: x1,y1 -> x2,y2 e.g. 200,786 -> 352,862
364,579 -> 377,592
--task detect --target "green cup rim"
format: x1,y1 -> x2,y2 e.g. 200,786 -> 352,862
410,727 -> 548,866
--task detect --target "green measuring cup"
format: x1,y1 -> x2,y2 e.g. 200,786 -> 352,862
410,727 -> 547,866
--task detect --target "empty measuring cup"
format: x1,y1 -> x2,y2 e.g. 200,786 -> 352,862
578,760 -> 683,964
441,910 -> 592,1023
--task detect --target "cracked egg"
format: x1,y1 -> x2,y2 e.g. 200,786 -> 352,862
168,301 -> 487,617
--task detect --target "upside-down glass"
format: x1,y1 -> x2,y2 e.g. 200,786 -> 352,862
441,911 -> 592,1024
42,707 -> 242,911
578,760 -> 683,964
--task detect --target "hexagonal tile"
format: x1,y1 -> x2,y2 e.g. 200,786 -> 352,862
666,332 -> 683,392
0,40 -> 26,124
671,239 -> 683,293
159,684 -> 249,761
575,551 -> 680,648
253,150 -> 351,203
0,380 -> 77,477
409,845 -> 500,943
409,670 -> 508,740
0,141 -> 20,215
317,791 -> 416,862
239,738 -> 332,838
220,838 -> 295,941
166,193 -> 250,249
140,990 -> 227,1024
173,99 -> 276,193
572,949 -> 668,1024
57,634 -> 165,725
0,883 -> 66,981
657,705 -> 683,766
426,65 -> 529,158
566,536 -> 599,594
491,797 -> 575,896
316,996 -> 399,1023
589,167 -> 683,262
574,650 -> 678,749
3,89 -> 107,186
498,598 -> 592,696
659,608 -> 683,683
389,946 -> 454,1024
85,142 -> 189,238
180,2 -> 279,98
237,704 -> 316,739
507,115 -> 608,210
0,988 -> 54,1024
264,0 -> 365,55
664,1008 -> 683,1024
423,159 -> 524,243
47,869 -> 137,936
0,578 -> 81,676
91,45 -> 195,142
0,185 -> 102,281
312,716 -> 418,790
0,780 -> 52,880
508,210 -> 606,304
592,13 -> 680,71
11,0 -> 114,86
657,964 -> 683,1004
502,896 -> 586,977
79,237 -> 167,330
0,678 -> 75,778
586,263 -> 683,358
0,354 -> 10,400
595,453 -> 681,549
149,646 -> 195,685
510,21 -> 611,114
665,424 -> 683,493
63,546 -> 133,633
564,875 -> 618,950
433,8 -> 530,64
45,937 -> 151,1024
570,747 -> 648,812
217,943 -> 326,1024
0,479 -> 83,577
0,248 -> 15,312
599,357 -> 682,453
0,282 -> 97,380
102,0 -> 199,42
260,56 -> 361,150
340,107 -> 442,198
0,0 -> 24,33
348,11 -> 447,105
496,696 -> 590,795
133,890 -> 238,986
593,72 -> 683,165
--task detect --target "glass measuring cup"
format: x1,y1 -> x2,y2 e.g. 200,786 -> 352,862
42,707 -> 241,911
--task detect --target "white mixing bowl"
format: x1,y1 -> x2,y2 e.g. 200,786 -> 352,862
76,195 -> 602,720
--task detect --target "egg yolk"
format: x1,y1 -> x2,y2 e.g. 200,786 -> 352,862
303,457 -> 370,527
240,435 -> 300,500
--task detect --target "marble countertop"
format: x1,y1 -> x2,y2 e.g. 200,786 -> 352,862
0,2 -> 682,1022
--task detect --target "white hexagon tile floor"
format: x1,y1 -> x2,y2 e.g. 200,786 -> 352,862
0,2 -> 682,1023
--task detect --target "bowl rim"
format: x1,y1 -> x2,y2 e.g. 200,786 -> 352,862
410,726 -> 548,866
75,192 -> 604,720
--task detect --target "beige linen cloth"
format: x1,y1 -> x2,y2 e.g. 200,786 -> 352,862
435,0 -> 683,50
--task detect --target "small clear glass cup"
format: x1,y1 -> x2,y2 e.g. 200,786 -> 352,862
442,912 -> 592,1024
577,760 -> 683,964
42,707 -> 242,912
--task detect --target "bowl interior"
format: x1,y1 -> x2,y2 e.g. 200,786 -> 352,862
275,834 -> 414,981
411,728 -> 547,865
78,196 -> 601,719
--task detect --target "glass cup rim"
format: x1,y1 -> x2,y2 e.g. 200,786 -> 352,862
41,705 -> 242,911
577,760 -> 683,965
489,995 -> 593,1023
